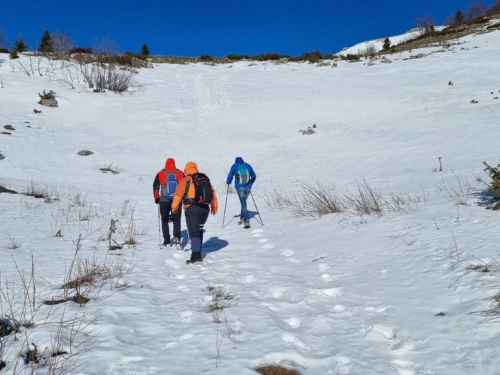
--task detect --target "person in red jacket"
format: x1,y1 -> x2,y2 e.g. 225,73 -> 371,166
153,158 -> 185,247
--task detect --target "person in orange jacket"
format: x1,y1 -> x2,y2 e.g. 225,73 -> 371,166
171,161 -> 218,264
153,158 -> 185,247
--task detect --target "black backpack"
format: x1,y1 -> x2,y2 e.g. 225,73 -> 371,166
186,173 -> 213,206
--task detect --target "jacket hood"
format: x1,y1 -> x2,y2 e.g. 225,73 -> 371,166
184,161 -> 199,175
165,158 -> 176,172
235,157 -> 244,164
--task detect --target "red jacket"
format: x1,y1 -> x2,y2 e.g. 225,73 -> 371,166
153,158 -> 185,201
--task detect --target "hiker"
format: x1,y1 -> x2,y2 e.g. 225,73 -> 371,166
153,158 -> 185,248
171,162 -> 218,264
226,157 -> 257,229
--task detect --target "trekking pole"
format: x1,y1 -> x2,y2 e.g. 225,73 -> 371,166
157,204 -> 162,246
250,191 -> 264,226
222,184 -> 229,228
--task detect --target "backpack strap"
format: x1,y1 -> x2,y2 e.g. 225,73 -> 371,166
182,177 -> 193,204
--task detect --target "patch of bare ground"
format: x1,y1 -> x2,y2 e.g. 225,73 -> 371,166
379,14 -> 500,55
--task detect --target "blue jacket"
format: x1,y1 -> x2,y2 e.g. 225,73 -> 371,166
226,157 -> 257,190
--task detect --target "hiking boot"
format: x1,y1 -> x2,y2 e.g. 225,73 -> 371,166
244,220 -> 250,229
238,218 -> 244,225
173,237 -> 183,251
162,238 -> 170,247
186,252 -> 202,265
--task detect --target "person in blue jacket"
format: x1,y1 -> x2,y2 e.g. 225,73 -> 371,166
226,157 -> 257,228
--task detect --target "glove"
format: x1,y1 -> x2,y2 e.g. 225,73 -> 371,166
155,198 -> 160,204
168,213 -> 175,222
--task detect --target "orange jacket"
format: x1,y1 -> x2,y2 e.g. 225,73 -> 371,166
172,161 -> 218,214
153,158 -> 185,200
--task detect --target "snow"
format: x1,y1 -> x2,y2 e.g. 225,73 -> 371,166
1,24 -> 500,375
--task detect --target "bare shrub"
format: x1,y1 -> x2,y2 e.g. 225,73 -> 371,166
364,43 -> 377,57
52,31 -> 73,52
415,14 -> 436,34
467,1 -> 489,20
440,173 -> 474,205
80,63 -> 135,92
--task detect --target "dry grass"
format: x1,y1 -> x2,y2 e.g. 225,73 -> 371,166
98,163 -> 122,175
255,365 -> 301,375
0,185 -> 18,194
343,178 -> 383,216
206,284 -> 235,314
24,180 -> 48,199
439,173 -> 474,206
492,292 -> 500,307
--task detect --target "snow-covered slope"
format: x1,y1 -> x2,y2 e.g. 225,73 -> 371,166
1,25 -> 500,375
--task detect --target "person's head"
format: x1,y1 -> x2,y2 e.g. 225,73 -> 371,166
235,157 -> 244,164
184,161 -> 199,175
165,158 -> 176,171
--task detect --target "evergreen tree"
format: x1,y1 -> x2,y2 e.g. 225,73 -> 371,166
14,35 -> 28,52
0,25 -> 7,51
382,37 -> 391,50
38,30 -> 54,53
455,9 -> 465,24
141,43 -> 150,55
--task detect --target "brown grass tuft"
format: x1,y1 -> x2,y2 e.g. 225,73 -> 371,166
255,365 -> 301,375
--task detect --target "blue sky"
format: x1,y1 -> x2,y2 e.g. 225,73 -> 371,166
0,0 -> 492,56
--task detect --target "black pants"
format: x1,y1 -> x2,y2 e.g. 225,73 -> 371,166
185,205 -> 209,253
159,201 -> 182,242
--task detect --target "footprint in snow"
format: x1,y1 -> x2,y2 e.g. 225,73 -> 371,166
260,244 -> 274,250
165,333 -> 195,349
331,304 -> 353,318
258,238 -> 268,243
268,287 -> 287,299
321,274 -> 334,282
318,264 -> 330,272
179,311 -> 192,323
364,306 -> 389,313
390,360 -> 417,375
364,324 -> 396,342
284,317 -> 301,328
243,275 -> 256,283
179,333 -> 194,341
260,302 -> 278,312
281,333 -> 310,351
308,288 -> 342,297
334,356 -> 353,374
164,259 -> 181,269
251,228 -> 264,234
281,249 -> 294,256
